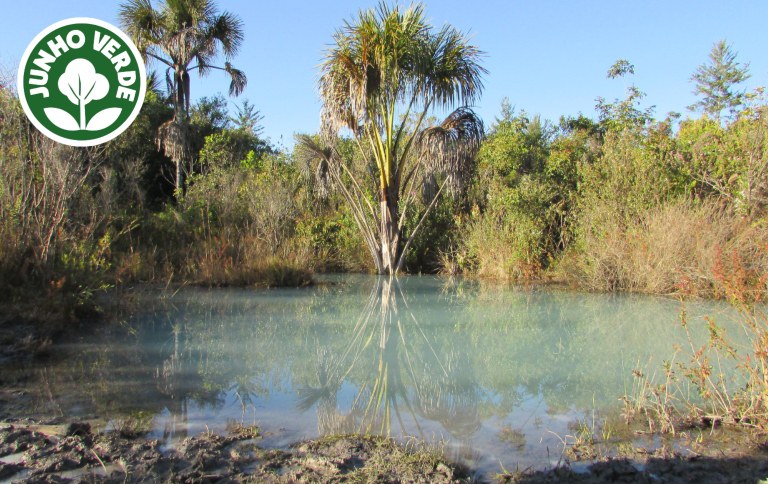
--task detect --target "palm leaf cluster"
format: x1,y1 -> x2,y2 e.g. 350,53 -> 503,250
120,0 -> 246,111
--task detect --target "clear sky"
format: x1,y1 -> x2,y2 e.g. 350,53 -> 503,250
2,1 -> 767,148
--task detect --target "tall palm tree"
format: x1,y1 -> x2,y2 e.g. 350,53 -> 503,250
298,3 -> 485,275
119,0 -> 247,193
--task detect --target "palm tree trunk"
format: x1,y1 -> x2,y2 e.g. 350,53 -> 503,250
173,69 -> 191,195
379,187 -> 400,275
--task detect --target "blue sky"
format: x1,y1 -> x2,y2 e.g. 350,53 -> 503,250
2,1 -> 767,147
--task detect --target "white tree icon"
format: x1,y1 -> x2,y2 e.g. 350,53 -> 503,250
44,58 -> 122,131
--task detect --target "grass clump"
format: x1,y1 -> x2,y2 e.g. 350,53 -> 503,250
565,200 -> 768,296
109,411 -> 155,438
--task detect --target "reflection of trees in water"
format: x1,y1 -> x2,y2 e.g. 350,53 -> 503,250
415,349 -> 481,439
150,295 -> 277,438
22,295 -> 236,437
17,277 -> 743,452
298,277 -> 482,441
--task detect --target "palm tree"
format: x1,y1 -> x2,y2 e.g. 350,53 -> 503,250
298,3 -> 485,275
119,0 -> 247,193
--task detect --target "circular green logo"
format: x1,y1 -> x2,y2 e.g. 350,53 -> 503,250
17,18 -> 147,147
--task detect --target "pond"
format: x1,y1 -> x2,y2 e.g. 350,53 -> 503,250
1,274 -> 744,476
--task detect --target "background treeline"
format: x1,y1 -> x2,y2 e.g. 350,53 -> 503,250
454,54 -> 768,298
1,47 -> 767,322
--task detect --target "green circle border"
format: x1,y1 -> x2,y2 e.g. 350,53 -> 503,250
16,17 -> 147,147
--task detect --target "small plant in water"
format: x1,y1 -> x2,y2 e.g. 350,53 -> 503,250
498,425 -> 527,451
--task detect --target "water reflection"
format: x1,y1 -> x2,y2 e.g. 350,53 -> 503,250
297,277 -> 481,442
3,274 -> 742,474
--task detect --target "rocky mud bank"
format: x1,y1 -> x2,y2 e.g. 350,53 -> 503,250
1,420 -> 768,483
0,421 -> 469,483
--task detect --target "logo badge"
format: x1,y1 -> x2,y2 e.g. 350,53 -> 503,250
17,18 -> 147,146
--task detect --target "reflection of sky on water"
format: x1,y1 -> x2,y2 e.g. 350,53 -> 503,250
5,274 -> 744,476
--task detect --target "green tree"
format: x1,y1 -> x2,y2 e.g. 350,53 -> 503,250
103,78 -> 175,208
298,3 -> 485,275
596,60 -> 654,132
198,129 -> 268,172
119,0 -> 247,194
463,106 -> 581,279
191,94 -> 230,133
689,40 -> 751,122
230,99 -> 264,136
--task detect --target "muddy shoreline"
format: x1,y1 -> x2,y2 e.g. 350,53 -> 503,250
0,420 -> 472,482
1,418 -> 768,483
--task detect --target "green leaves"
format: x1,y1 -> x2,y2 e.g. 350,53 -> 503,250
317,2 -> 486,274
320,2 -> 485,136
596,60 -> 654,132
119,0 -> 247,107
689,40 -> 751,122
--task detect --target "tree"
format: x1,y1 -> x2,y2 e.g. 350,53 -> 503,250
596,60 -> 654,132
119,0 -> 247,194
103,75 -> 175,208
298,3 -> 485,275
191,94 -> 230,133
230,99 -> 264,136
689,40 -> 751,122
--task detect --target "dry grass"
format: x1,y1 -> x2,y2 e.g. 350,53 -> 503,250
183,235 -> 314,288
564,199 -> 768,296
455,214 -> 543,282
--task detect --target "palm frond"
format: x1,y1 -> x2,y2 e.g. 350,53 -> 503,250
421,25 -> 486,109
119,0 -> 160,54
417,107 -> 484,196
208,11 -> 244,59
224,62 -> 247,96
295,134 -> 337,199
165,0 -> 211,29
146,69 -> 164,96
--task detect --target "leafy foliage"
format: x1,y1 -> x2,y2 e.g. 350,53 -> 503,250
689,40 -> 751,122
119,0 -> 248,192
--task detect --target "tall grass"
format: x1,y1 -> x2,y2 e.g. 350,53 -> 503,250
111,161 -> 318,288
457,210 -> 543,281
563,199 -> 768,296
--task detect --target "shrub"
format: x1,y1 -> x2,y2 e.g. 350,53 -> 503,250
0,84 -> 113,315
121,152 -> 318,287
625,258 -> 768,433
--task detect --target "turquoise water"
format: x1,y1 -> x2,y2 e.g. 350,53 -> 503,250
6,274 -> 745,474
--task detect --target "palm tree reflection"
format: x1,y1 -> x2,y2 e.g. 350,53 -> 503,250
298,277 -> 481,440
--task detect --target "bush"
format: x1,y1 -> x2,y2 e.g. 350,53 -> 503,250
675,109 -> 768,216
118,152 -> 318,287
0,85 -> 113,316
448,108 -> 583,280
625,255 -> 768,433
295,208 -> 372,273
459,180 -> 549,280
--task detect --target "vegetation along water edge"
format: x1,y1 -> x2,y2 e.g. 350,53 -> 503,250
2,0 -> 768,482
